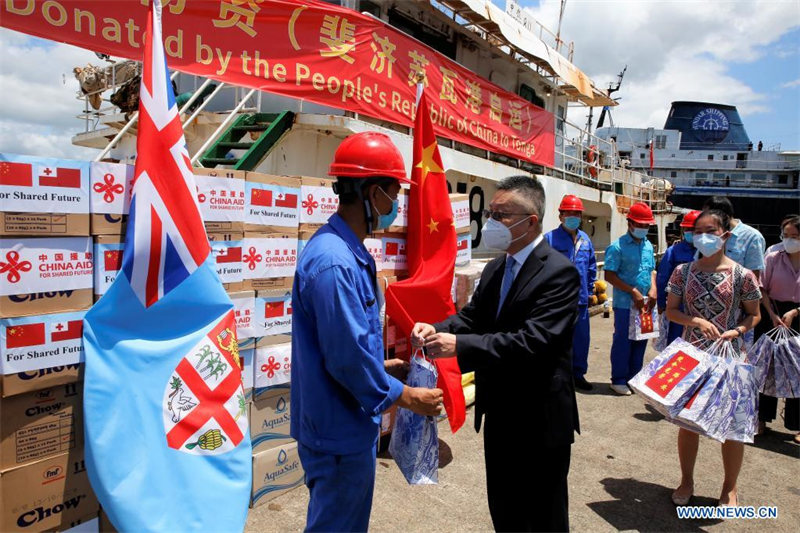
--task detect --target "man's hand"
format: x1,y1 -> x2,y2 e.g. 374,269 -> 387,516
424,333 -> 457,358
411,322 -> 436,347
384,358 -> 409,380
397,385 -> 443,416
646,290 -> 658,312
631,288 -> 646,310
719,329 -> 740,342
780,308 -> 798,328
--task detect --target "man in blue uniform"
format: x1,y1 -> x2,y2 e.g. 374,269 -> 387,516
291,132 -> 443,532
656,210 -> 699,344
545,195 -> 597,390
604,202 -> 657,396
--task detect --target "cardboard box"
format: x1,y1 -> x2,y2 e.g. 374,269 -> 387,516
0,237 -> 93,317
454,263 -> 487,311
194,168 -> 246,232
0,289 -> 92,320
245,173 -> 301,233
381,233 -> 407,274
250,387 -> 292,453
386,189 -> 408,233
251,442 -> 303,508
0,213 -> 89,237
89,161 -> 133,236
93,236 -> 123,298
0,155 -> 91,237
1,364 -> 83,399
229,290 -> 256,339
1,310 -> 87,376
242,233 -> 297,290
450,193 -> 470,232
298,177 -> 338,232
1,384 -> 82,471
254,335 -> 291,398
0,450 -> 99,532
364,237 -> 383,270
254,290 -> 292,336
52,514 -> 100,533
98,509 -> 117,533
208,232 -> 244,286
239,337 -> 260,402
455,231 -> 472,267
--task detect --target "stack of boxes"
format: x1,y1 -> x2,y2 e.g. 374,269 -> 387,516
1,154 -> 101,532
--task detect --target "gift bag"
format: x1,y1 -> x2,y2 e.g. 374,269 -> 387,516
717,361 -> 759,443
748,327 -> 800,398
652,312 -> 671,352
389,351 -> 439,485
772,336 -> 800,398
673,357 -> 729,437
629,302 -> 660,341
629,338 -> 713,418
746,331 -> 775,391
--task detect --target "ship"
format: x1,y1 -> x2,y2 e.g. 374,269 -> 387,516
65,0 -> 673,260
596,101 -> 800,243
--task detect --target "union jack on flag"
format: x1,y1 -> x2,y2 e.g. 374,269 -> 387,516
122,2 -> 209,308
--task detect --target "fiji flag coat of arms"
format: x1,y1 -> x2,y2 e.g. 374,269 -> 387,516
82,3 -> 251,531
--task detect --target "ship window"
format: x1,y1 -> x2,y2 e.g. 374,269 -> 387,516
707,155 -> 714,160
722,155 -> 729,160
640,153 -> 646,159
695,172 -> 707,185
655,135 -> 667,149
778,174 -> 789,185
519,84 -> 546,108
670,171 -> 677,178
359,0 -> 381,17
751,173 -> 766,183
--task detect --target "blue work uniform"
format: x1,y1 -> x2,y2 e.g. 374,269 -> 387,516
545,225 -> 597,379
291,214 -> 404,532
656,239 -> 695,344
604,233 -> 656,385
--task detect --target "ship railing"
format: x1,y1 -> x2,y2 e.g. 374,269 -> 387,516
630,157 -> 799,172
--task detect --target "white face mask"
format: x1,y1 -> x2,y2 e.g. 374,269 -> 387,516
694,233 -> 725,257
481,217 -> 530,251
783,238 -> 800,254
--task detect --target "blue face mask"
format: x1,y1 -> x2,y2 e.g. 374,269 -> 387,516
373,187 -> 399,230
683,231 -> 694,244
631,227 -> 649,240
563,216 -> 581,231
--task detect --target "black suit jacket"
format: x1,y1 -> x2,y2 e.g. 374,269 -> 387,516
435,239 -> 581,447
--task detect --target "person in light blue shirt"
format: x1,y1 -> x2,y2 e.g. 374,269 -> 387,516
545,195 -> 597,391
702,196 -> 766,274
656,210 -> 700,344
291,133 -> 442,532
604,202 -> 657,395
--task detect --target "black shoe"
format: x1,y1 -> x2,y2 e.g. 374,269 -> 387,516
575,377 -> 593,391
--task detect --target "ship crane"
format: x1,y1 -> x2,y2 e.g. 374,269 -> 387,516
595,65 -> 627,130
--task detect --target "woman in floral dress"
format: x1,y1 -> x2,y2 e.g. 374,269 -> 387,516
665,209 -> 761,507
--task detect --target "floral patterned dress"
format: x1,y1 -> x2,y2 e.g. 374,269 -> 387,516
666,262 -> 761,352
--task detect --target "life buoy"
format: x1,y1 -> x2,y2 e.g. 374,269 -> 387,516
585,145 -> 598,178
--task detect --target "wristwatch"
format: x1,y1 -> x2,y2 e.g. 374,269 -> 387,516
735,326 -> 746,336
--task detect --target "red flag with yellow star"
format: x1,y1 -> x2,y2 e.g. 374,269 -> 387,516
385,89 -> 465,433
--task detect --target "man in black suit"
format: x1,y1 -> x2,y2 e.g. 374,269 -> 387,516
412,175 -> 581,532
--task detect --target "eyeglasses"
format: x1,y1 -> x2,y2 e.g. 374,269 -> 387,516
482,209 -> 532,221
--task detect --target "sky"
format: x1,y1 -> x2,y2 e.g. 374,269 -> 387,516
0,0 -> 798,160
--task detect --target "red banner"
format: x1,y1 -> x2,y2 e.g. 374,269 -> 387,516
1,0 -> 554,166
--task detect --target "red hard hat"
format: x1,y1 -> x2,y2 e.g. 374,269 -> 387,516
329,132 -> 411,183
680,210 -> 702,228
559,195 -> 584,212
627,202 -> 655,225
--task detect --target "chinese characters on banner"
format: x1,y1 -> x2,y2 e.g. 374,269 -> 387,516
0,0 -> 554,166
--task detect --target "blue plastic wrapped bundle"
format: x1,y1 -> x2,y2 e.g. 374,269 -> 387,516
389,351 -> 439,485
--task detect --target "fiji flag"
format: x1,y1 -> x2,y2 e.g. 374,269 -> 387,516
82,2 -> 251,532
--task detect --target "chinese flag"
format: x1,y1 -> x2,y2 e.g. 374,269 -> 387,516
104,250 -> 123,272
250,188 -> 273,207
5,323 -> 46,348
275,193 -> 298,208
264,301 -> 285,318
0,161 -> 33,186
385,89 -> 465,433
51,320 -> 83,342
39,167 -> 81,188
